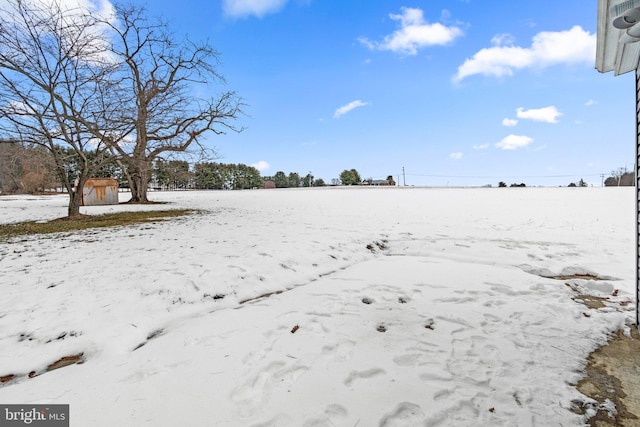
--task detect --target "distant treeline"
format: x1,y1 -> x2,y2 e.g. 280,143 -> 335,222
604,168 -> 634,186
0,144 -> 335,193
261,171 -> 324,188
0,145 -> 266,193
155,160 -> 263,190
0,144 -> 334,193
1,144 -> 636,194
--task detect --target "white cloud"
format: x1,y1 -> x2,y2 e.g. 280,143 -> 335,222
333,100 -> 368,119
516,106 -> 562,123
502,118 -> 518,127
6,100 -> 37,115
222,0 -> 289,18
491,33 -> 515,46
251,160 -> 270,172
449,152 -> 463,159
453,26 -> 595,82
359,7 -> 463,55
586,99 -> 598,107
473,143 -> 490,150
1,0 -> 117,64
35,0 -> 115,19
495,135 -> 534,150
9,0 -> 117,26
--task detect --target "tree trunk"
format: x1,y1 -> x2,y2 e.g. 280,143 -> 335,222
58,163 -> 85,217
68,188 -> 83,217
128,159 -> 151,203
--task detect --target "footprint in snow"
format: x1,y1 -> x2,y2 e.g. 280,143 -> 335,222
343,368 -> 386,386
379,402 -> 425,426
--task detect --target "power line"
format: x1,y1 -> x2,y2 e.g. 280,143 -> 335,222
404,173 -> 605,179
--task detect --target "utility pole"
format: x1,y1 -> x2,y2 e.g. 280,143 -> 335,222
600,173 -> 605,187
402,167 -> 406,186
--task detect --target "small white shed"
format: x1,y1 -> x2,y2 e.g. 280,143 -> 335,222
82,178 -> 119,206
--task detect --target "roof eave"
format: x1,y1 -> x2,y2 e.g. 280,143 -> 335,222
596,0 -> 640,75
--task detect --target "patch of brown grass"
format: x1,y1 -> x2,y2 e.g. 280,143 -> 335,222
0,209 -> 195,239
574,328 -> 640,426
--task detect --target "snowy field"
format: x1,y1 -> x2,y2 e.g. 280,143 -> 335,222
0,187 -> 635,426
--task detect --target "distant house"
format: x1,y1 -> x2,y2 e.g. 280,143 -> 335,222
362,180 -> 390,186
362,175 -> 396,186
263,180 -> 276,189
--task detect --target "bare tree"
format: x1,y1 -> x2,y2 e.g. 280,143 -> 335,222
0,142 -> 24,193
100,5 -> 244,203
0,0 -> 127,216
0,143 -> 58,194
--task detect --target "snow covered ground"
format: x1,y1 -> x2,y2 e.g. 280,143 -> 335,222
0,187 -> 635,426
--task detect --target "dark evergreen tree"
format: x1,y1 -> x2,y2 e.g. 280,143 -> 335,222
288,172 -> 301,188
273,171 -> 289,188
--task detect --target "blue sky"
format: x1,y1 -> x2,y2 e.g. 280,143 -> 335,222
136,0 -> 633,186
